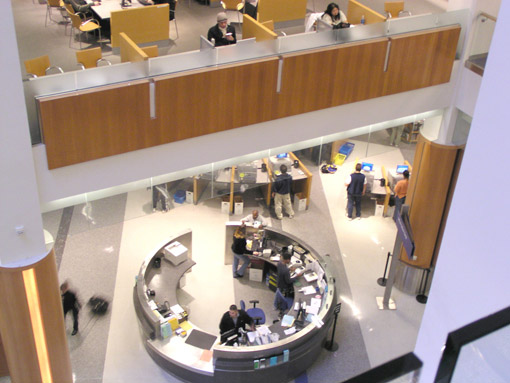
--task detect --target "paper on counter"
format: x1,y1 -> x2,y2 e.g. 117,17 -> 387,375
247,331 -> 257,343
305,306 -> 319,315
256,325 -> 271,336
310,297 -> 322,308
170,304 -> 184,314
284,327 -> 296,336
301,286 -> 316,295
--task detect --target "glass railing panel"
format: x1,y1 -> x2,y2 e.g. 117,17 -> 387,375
148,48 -> 216,76
75,61 -> 148,89
465,12 -> 496,76
217,38 -> 279,65
278,30 -> 336,54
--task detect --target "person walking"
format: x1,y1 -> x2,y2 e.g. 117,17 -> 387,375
61,281 -> 80,336
393,169 -> 410,219
345,163 -> 367,220
272,164 -> 294,220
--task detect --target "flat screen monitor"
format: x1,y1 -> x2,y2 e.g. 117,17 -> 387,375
361,162 -> 373,172
396,165 -> 409,174
276,153 -> 288,159
220,328 -> 238,344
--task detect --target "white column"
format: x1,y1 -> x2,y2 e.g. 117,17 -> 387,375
0,1 -> 46,266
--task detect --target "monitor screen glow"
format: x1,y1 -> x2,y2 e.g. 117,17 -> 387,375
396,165 -> 409,174
361,162 -> 373,172
276,153 -> 288,159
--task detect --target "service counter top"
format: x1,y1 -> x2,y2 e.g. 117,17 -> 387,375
134,226 -> 337,383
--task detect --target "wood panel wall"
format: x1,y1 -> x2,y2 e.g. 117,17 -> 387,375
0,250 -> 72,382
38,26 -> 460,169
400,134 -> 463,269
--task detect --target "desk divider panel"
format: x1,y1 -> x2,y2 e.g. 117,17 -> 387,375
38,26 -> 460,169
242,15 -> 278,42
119,32 -> 149,63
111,4 -> 169,48
347,0 -> 386,24
257,0 -> 307,23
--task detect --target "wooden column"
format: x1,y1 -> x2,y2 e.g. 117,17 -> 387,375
399,134 -> 464,269
0,250 -> 72,383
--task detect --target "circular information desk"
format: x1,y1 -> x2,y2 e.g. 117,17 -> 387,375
133,226 -> 337,383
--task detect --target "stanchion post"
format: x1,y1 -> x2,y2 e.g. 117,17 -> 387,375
324,303 -> 341,352
416,268 -> 430,304
377,252 -> 392,286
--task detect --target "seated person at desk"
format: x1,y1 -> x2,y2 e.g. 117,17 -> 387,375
219,304 -> 255,338
274,252 -> 303,312
232,225 -> 259,278
138,0 -> 177,20
241,210 -> 268,229
65,0 -> 98,15
321,2 -> 350,29
208,13 -> 237,47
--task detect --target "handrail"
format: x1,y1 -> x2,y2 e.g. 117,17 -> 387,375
478,11 -> 496,22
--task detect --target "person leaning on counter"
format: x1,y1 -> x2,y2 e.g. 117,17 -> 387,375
219,304 -> 255,335
208,12 -> 237,47
274,251 -> 303,311
231,225 -> 259,278
241,209 -> 268,229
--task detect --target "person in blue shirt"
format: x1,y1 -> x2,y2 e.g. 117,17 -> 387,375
272,165 -> 294,220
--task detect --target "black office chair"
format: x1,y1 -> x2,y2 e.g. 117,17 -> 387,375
240,299 -> 266,325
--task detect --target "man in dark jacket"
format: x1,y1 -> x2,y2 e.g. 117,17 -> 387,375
208,12 -> 236,47
272,164 -> 294,220
61,281 -> 80,335
219,304 -> 254,336
345,163 -> 367,220
274,251 -> 302,311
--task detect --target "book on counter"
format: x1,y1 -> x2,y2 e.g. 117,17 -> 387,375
281,314 -> 295,327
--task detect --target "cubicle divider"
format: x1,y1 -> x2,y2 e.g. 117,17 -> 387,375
347,0 -> 386,24
242,15 -> 278,42
110,4 -> 170,48
37,24 -> 461,169
257,0 -> 307,24
119,33 -> 150,63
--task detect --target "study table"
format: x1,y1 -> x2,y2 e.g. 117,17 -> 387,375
134,226 -> 337,382
88,0 -> 143,20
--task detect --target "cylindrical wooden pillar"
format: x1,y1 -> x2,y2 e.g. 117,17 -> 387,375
395,134 -> 464,292
0,249 -> 72,383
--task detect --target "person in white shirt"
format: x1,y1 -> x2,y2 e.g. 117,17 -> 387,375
321,2 -> 348,27
241,210 -> 268,229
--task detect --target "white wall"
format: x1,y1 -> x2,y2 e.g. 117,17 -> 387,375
0,1 -> 46,266
414,0 -> 510,380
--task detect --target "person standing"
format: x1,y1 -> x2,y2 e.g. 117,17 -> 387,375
272,164 -> 294,220
231,225 -> 259,278
345,163 -> 367,220
393,169 -> 410,219
274,252 -> 302,311
207,12 -> 237,47
61,281 -> 80,336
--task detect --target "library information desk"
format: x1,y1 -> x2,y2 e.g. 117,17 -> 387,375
134,227 -> 337,383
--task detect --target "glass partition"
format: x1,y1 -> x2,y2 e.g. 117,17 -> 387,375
26,9 -> 468,145
465,12 -> 497,76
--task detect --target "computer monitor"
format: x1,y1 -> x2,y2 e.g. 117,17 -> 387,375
361,162 -> 373,172
220,328 -> 239,345
276,153 -> 288,159
396,165 -> 409,174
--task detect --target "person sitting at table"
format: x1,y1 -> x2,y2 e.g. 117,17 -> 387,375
208,12 -> 237,47
274,251 -> 303,312
231,225 -> 259,278
241,209 -> 268,229
219,304 -> 255,337
138,0 -> 177,20
321,2 -> 350,29
66,0 -> 98,15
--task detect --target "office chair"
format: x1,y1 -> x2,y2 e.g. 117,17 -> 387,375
240,299 -> 266,325
45,0 -> 66,27
24,55 -> 64,78
384,2 -> 411,18
76,47 -> 112,69
221,0 -> 244,24
67,9 -> 102,49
